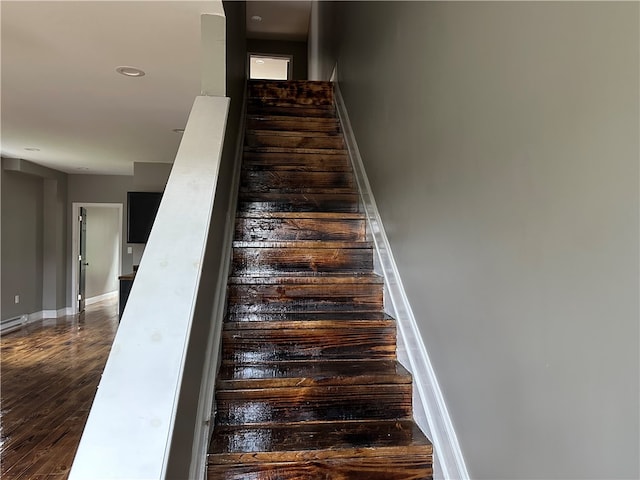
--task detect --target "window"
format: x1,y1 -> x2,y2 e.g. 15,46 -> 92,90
249,54 -> 291,80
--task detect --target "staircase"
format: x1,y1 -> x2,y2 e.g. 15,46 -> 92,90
207,80 -> 433,479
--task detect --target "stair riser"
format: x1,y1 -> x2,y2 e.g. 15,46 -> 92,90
240,196 -> 359,213
222,325 -> 396,363
218,360 -> 411,395
247,104 -> 336,118
232,247 -> 373,275
227,283 -> 383,313
249,81 -> 334,105
243,152 -> 351,172
208,457 -> 432,480
235,218 -> 366,242
216,384 -> 412,425
247,117 -> 341,133
246,133 -> 344,150
210,420 -> 430,455
241,171 -> 355,192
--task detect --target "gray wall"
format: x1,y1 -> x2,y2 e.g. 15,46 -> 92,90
2,157 -> 68,320
248,39 -> 307,80
1,166 -> 44,319
315,2 -> 639,479
67,174 -> 133,307
85,206 -> 120,298
67,163 -> 172,305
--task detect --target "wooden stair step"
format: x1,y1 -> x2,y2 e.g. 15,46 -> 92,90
248,80 -> 334,106
208,457 -> 432,480
246,130 -> 345,150
239,193 -> 360,213
244,146 -> 347,155
235,213 -> 366,242
225,310 -> 390,322
247,103 -> 337,118
247,115 -> 341,133
208,421 -> 433,479
243,151 -> 351,171
227,273 -> 383,284
240,170 -> 355,193
209,80 -> 432,480
217,360 -> 411,389
232,241 -> 374,275
215,383 -> 411,425
227,278 -> 383,313
222,320 -> 396,363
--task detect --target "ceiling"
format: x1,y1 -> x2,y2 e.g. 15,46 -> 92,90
1,1 -> 311,175
246,1 -> 311,42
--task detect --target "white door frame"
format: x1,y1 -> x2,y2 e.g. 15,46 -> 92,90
71,202 -> 123,314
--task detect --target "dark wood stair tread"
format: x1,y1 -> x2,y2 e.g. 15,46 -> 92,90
217,360 -> 411,389
209,419 -> 432,460
235,212 -> 365,219
207,457 -> 432,480
222,322 -> 396,362
226,310 -> 390,320
239,193 -> 360,214
241,170 -> 356,193
235,213 -> 366,242
247,115 -> 341,133
244,146 -> 348,155
247,104 -> 338,118
227,273 -> 383,284
232,243 -> 373,274
232,240 -> 372,248
224,317 -> 394,330
243,151 -> 351,172
247,129 -> 342,138
215,383 -> 411,425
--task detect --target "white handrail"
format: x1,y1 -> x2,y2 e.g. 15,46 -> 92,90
70,96 -> 229,480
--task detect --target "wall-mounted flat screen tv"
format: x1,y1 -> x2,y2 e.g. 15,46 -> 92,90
127,191 -> 163,244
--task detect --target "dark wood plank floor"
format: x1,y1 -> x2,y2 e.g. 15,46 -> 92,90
1,301 -> 118,479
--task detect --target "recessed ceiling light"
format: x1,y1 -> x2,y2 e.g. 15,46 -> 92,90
172,128 -> 185,134
24,147 -> 40,151
255,59 -> 265,65
116,66 -> 146,77
251,15 -> 262,22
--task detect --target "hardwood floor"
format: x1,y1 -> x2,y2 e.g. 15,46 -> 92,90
1,301 -> 118,479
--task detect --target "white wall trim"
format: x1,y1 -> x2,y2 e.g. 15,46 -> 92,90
334,81 -> 470,480
85,291 -> 118,307
188,85 -> 247,480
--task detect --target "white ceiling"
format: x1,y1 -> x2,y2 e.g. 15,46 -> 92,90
1,1 -> 220,175
246,1 -> 311,42
1,1 -> 310,176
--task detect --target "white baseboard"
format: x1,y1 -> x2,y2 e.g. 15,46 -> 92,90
334,81 -> 469,480
86,291 -> 118,306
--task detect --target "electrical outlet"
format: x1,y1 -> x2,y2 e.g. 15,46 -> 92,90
14,295 -> 20,304
127,246 -> 133,254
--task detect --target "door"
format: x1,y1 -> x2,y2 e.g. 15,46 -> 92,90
78,207 -> 88,313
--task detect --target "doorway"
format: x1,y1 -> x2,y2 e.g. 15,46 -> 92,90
72,203 -> 123,314
249,54 -> 292,80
